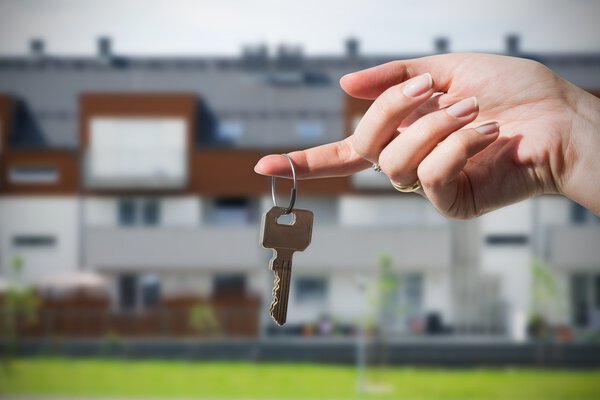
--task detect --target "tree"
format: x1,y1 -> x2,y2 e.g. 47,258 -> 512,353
1,255 -> 40,368
528,258 -> 567,340
188,303 -> 220,337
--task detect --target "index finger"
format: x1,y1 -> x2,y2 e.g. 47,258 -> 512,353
253,137 -> 371,179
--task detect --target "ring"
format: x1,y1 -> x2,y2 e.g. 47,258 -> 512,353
372,163 -> 381,172
390,179 -> 422,193
271,153 -> 297,214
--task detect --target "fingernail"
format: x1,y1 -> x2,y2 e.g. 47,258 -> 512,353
403,73 -> 433,97
475,122 -> 500,135
447,97 -> 478,118
253,159 -> 266,173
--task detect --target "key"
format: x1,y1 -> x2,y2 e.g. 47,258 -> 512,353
260,206 -> 313,326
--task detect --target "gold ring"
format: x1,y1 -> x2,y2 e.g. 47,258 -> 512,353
390,178 -> 422,193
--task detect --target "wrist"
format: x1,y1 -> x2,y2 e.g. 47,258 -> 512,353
559,85 -> 600,215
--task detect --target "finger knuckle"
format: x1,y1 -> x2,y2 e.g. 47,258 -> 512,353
379,147 -> 412,183
446,132 -> 471,158
417,159 -> 445,189
373,87 -> 400,119
349,135 -> 372,160
333,138 -> 354,164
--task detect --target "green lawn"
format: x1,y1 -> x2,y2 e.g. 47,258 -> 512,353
0,358 -> 599,399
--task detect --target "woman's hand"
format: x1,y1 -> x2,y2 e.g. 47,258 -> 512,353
254,53 -> 600,218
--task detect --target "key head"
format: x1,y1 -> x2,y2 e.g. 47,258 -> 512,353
261,206 -> 313,252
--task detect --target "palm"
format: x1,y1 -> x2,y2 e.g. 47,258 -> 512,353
418,54 -> 568,216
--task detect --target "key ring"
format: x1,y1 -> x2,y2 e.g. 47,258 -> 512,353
271,153 -> 297,215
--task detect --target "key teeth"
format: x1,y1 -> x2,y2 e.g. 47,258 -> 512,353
269,270 -> 284,325
269,270 -> 280,313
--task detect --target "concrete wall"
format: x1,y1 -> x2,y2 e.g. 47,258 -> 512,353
339,195 -> 446,226
480,201 -> 533,341
0,197 -> 80,283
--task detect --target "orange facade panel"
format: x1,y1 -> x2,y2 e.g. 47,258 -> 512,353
344,95 -> 372,137
80,93 -> 197,148
0,94 -> 12,152
0,150 -> 79,195
191,149 -> 352,196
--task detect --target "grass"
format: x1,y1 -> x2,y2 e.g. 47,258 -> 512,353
0,358 -> 599,399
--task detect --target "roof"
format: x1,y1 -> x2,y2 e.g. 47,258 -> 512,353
1,51 -> 599,149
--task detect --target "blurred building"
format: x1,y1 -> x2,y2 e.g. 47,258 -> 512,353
0,35 -> 599,341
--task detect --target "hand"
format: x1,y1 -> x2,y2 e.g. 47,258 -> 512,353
254,53 -> 600,218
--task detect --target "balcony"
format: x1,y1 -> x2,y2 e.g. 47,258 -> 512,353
85,226 -> 261,270
546,225 -> 600,269
85,225 -> 451,271
300,225 -> 451,269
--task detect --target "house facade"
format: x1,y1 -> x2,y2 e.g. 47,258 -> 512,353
0,36 -> 599,340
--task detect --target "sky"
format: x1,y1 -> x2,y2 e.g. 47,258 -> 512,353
0,0 -> 599,56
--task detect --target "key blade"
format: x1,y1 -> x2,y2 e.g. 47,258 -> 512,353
269,268 -> 285,325
270,268 -> 291,326
269,250 -> 293,326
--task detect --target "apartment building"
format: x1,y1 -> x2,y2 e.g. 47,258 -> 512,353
0,36 -> 599,340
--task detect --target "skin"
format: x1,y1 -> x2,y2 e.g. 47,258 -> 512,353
254,53 -> 600,219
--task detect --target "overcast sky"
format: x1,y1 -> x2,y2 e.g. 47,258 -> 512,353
0,0 -> 599,56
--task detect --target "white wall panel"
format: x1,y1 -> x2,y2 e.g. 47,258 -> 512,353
0,197 -> 79,283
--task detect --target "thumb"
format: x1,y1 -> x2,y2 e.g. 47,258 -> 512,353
340,55 -> 454,100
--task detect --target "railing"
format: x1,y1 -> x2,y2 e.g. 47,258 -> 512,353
85,225 -> 451,270
1,308 -> 259,339
85,226 -> 262,270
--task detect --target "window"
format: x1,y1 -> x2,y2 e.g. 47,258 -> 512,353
485,234 -> 529,246
141,274 -> 161,309
217,120 -> 244,140
571,202 -> 588,225
595,276 -> 600,309
118,199 -> 137,226
88,117 -> 187,188
9,166 -> 58,184
118,199 -> 161,226
142,200 -> 160,226
570,273 -> 600,329
295,120 -> 324,138
403,274 -> 424,319
206,197 -> 256,225
213,274 -> 246,297
383,273 -> 424,332
570,202 -> 599,224
571,274 -> 590,327
118,274 -> 162,311
295,277 -> 327,305
118,274 -> 137,311
13,235 -> 56,248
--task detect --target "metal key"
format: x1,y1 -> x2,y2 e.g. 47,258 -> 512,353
260,206 -> 313,326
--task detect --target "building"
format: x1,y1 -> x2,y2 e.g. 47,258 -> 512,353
0,35 -> 599,340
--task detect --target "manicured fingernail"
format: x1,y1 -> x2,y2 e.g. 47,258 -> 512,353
403,73 -> 433,97
447,97 -> 478,118
475,122 -> 500,135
